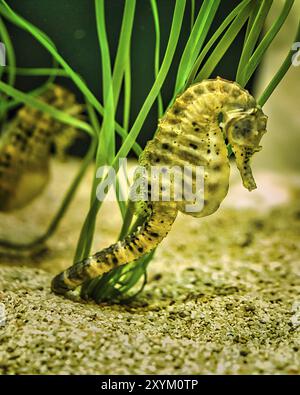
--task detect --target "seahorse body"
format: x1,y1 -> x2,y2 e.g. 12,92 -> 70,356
51,77 -> 267,297
0,85 -> 82,211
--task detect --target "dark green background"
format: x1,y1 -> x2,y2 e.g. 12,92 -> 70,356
5,0 -> 255,154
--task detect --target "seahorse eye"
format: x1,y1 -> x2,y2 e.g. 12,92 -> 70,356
231,118 -> 254,143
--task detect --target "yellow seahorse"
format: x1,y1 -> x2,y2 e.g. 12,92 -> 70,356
0,85 -> 83,211
51,77 -> 267,297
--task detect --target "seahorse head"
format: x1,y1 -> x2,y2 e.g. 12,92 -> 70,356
224,106 -> 267,191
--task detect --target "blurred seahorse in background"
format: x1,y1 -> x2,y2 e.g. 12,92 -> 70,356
0,85 -> 83,212
51,77 -> 267,298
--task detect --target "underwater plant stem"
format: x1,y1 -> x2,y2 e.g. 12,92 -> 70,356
190,0 -> 195,31
86,103 -> 127,220
120,2 -> 134,132
174,0 -> 220,94
186,0 -> 253,87
195,1 -> 253,83
150,0 -> 164,117
242,0 -> 295,87
258,20 -> 300,107
112,0 -> 135,111
2,66 -> 69,77
94,0 -> 115,163
123,55 -> 131,131
94,1 -> 135,225
244,0 -> 261,41
118,200 -> 135,240
110,0 -> 186,171
0,16 -> 16,86
93,0 -> 136,230
236,0 -> 273,85
0,15 -> 16,121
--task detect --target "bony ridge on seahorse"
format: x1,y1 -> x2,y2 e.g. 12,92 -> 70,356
0,84 -> 83,212
51,77 -> 267,298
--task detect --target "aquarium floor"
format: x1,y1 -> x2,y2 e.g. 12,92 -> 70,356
0,160 -> 299,374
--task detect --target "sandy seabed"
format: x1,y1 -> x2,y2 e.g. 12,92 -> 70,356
0,161 -> 299,374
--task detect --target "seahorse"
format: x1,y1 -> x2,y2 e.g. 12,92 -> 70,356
0,85 -> 83,212
51,77 -> 267,297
